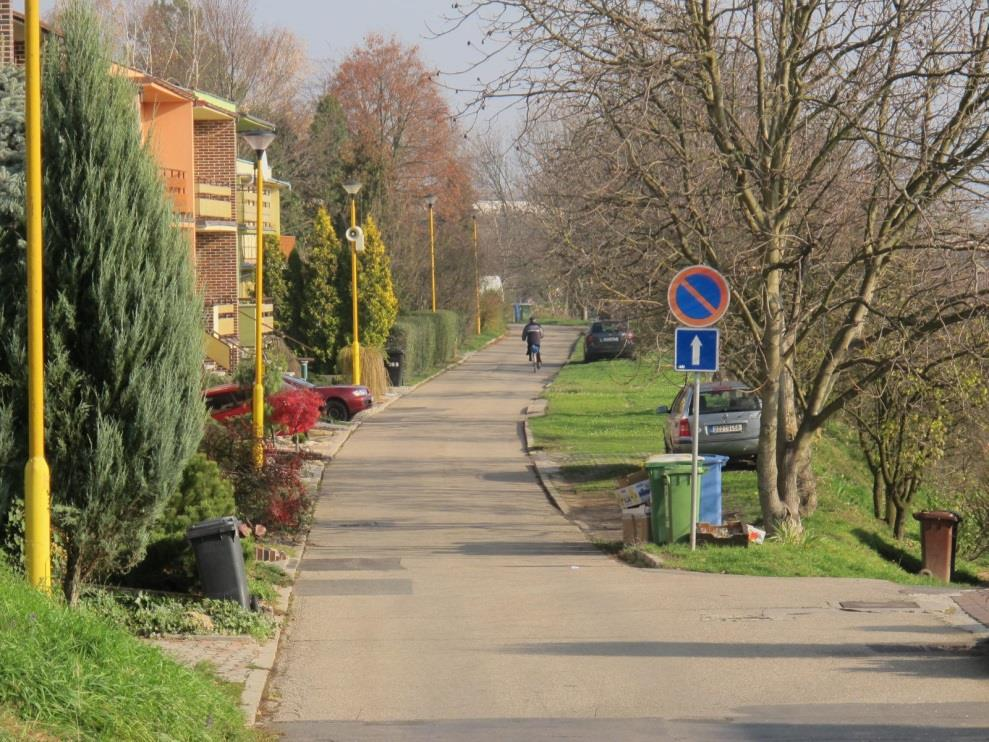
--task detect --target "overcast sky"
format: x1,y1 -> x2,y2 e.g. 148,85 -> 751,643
25,0 -> 519,129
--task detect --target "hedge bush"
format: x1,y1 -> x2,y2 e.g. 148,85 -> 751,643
480,291 -> 506,334
388,310 -> 465,379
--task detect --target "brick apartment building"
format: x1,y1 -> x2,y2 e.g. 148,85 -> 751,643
1,2 -> 289,372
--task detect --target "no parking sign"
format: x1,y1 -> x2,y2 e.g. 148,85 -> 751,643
667,265 -> 730,328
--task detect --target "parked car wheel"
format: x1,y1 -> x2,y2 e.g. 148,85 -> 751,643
322,399 -> 349,422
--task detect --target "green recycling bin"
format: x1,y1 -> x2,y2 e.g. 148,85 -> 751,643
645,454 -> 705,544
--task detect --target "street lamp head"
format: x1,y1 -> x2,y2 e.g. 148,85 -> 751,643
241,130 -> 276,157
342,181 -> 363,196
425,194 -> 437,208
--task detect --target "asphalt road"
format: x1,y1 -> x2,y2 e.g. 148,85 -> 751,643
263,326 -> 989,741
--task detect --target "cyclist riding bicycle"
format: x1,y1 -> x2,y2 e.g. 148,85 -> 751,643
522,316 -> 543,368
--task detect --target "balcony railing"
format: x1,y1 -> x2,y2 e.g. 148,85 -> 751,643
160,167 -> 193,216
238,302 -> 275,347
212,303 -> 237,337
238,191 -> 278,233
196,182 -> 234,221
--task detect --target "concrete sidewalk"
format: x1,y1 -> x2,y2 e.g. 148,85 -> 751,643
151,338 -> 499,721
258,326 -> 989,741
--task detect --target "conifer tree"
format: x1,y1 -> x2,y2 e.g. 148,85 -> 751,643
337,216 -> 398,348
296,207 -> 342,370
0,4 -> 204,602
0,65 -> 26,541
257,234 -> 288,329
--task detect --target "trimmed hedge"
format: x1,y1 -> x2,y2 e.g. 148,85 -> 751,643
388,310 -> 465,379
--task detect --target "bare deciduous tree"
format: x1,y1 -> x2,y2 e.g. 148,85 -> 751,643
452,0 -> 989,530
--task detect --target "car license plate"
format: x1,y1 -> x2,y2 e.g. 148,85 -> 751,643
601,335 -> 619,342
709,424 -> 742,434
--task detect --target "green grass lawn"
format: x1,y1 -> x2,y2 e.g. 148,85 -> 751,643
0,566 -> 256,740
531,341 -> 986,585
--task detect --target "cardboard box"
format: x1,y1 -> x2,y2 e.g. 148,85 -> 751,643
621,507 -> 651,545
615,469 -> 652,509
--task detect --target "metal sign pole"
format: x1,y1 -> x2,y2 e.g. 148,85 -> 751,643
690,371 -> 700,551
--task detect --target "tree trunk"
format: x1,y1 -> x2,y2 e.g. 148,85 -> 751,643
884,495 -> 896,527
797,444 -> 817,516
757,375 -> 787,528
892,500 -> 907,540
872,476 -> 885,520
778,444 -> 804,530
62,549 -> 82,606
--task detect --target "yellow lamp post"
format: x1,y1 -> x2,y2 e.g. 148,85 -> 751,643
472,214 -> 481,335
342,181 -> 363,385
24,0 -> 50,590
242,130 -> 275,469
426,195 -> 437,312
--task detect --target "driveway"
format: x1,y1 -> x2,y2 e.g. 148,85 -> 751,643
263,326 -> 989,741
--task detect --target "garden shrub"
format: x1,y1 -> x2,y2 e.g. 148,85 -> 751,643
480,290 -> 506,334
336,345 -> 389,397
201,420 -> 312,534
388,310 -> 465,378
269,387 -> 323,436
122,453 -> 236,591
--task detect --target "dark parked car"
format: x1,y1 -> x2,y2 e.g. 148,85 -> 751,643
656,381 -> 761,459
584,319 -> 636,361
281,374 -> 372,421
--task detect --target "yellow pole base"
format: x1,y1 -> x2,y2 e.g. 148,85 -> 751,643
252,381 -> 265,469
352,340 -> 361,386
24,456 -> 51,591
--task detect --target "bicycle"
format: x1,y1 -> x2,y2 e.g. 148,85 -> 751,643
529,343 -> 541,372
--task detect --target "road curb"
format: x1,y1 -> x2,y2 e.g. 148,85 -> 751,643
523,332 -> 583,520
246,332 -> 507,724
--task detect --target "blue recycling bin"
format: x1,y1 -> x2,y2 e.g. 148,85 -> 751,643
699,455 -> 728,525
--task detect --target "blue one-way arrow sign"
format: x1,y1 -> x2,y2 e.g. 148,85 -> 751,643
675,327 -> 719,372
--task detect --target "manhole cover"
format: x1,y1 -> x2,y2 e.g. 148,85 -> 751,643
840,600 -> 920,611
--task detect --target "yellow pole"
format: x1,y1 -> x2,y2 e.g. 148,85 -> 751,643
24,0 -> 50,591
252,155 -> 265,468
350,195 -> 361,386
24,0 -> 51,592
428,203 -> 437,312
472,215 -> 481,335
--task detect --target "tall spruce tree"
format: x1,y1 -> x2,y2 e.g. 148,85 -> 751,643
0,65 -> 26,549
337,216 -> 398,348
0,3 -> 204,603
296,207 -> 343,370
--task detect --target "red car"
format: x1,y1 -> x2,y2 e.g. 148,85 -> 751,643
205,375 -> 372,425
204,383 -> 254,424
280,374 -> 373,421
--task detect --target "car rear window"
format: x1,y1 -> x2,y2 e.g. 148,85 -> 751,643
699,389 -> 760,413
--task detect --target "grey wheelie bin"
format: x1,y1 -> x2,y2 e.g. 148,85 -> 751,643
187,516 -> 250,609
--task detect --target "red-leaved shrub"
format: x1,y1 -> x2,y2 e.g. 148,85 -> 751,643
201,419 -> 313,534
269,388 -> 323,436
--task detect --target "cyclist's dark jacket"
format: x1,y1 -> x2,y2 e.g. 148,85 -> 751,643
522,322 -> 543,348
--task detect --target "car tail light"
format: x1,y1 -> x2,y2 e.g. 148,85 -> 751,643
626,331 -> 635,341
585,335 -> 595,345
677,418 -> 691,440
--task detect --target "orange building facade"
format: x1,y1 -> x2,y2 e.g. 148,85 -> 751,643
3,4 -> 287,372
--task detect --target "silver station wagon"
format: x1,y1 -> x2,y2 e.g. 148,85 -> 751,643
656,381 -> 761,460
